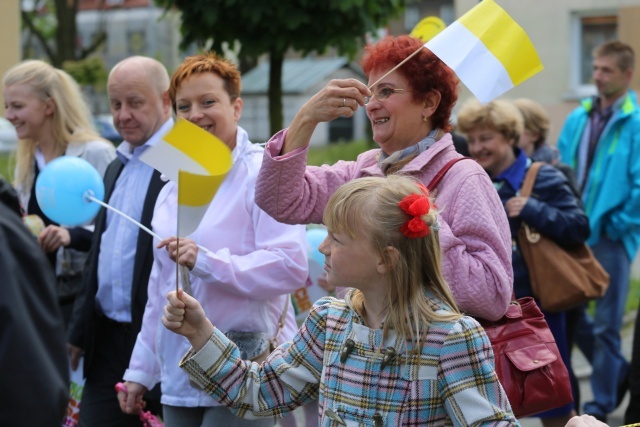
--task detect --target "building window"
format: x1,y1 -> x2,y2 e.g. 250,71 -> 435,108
579,16 -> 618,85
568,13 -> 617,98
440,4 -> 454,25
329,116 -> 354,143
404,6 -> 420,33
127,30 -> 146,55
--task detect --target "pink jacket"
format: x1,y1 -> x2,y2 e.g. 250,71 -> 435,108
256,129 -> 513,321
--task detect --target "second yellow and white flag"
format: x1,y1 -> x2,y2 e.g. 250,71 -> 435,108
425,0 -> 543,104
140,118 -> 232,237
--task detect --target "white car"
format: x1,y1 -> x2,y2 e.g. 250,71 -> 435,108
0,117 -> 18,153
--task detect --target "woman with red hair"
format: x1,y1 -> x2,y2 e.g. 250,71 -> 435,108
117,53 -> 308,427
255,35 -> 513,321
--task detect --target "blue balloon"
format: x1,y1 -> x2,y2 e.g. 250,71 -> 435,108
306,227 -> 328,266
35,156 -> 105,226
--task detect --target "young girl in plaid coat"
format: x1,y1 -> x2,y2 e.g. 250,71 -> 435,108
162,175 -> 519,426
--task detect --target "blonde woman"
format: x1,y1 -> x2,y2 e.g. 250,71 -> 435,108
3,59 -> 116,325
512,98 -> 557,164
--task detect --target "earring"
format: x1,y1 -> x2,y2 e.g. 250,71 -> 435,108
422,116 -> 428,123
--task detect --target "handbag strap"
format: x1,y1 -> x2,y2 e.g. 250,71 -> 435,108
512,162 -> 544,315
427,157 -> 473,191
520,162 -> 544,197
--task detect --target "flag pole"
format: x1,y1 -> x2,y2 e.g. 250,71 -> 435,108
368,45 -> 424,89
176,236 -> 180,293
176,204 -> 180,293
87,195 -> 162,241
86,193 -> 211,254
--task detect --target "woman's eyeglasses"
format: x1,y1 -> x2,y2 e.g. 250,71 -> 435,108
364,87 -> 409,105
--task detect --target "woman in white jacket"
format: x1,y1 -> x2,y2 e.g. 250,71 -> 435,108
118,53 -> 308,427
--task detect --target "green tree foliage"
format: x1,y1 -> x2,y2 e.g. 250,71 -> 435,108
22,0 -> 107,69
155,0 -> 407,135
63,56 -> 108,89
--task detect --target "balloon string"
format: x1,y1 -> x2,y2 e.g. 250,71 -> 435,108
86,195 -> 211,255
88,196 -> 162,241
367,45 -> 424,89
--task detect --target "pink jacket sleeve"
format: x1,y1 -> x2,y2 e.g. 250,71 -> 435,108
432,160 -> 513,321
255,129 -> 370,225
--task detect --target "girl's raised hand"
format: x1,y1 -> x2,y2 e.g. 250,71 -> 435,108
162,289 -> 214,352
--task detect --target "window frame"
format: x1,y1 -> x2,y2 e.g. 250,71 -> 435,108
565,11 -> 618,100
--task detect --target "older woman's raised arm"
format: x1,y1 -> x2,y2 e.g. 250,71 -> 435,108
280,79 -> 369,155
256,130 -> 376,225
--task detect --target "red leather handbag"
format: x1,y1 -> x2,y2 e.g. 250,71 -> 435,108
428,158 -> 573,417
478,297 -> 574,418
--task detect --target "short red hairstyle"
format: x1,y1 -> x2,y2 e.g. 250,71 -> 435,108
362,35 -> 458,132
169,52 -> 241,113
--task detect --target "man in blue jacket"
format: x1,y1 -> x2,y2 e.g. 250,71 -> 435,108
558,40 -> 640,422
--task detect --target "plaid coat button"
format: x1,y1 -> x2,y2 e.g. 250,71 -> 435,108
340,338 -> 356,363
381,347 -> 397,369
324,408 -> 346,425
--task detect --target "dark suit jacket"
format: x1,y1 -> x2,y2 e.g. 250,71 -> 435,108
68,158 -> 166,376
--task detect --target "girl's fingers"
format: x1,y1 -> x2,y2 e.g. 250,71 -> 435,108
162,304 -> 185,331
166,291 -> 186,309
163,304 -> 184,319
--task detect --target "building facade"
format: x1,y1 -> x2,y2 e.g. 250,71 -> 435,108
13,0 -> 640,145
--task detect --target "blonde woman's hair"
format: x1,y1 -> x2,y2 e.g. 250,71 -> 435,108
323,175 -> 461,353
3,60 -> 105,192
513,98 -> 550,148
457,98 -> 524,143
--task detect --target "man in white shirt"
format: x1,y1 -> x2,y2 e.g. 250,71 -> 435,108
68,56 -> 172,427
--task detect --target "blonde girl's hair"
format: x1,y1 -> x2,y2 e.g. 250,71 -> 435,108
456,98 -> 524,143
323,175 -> 462,353
3,60 -> 105,192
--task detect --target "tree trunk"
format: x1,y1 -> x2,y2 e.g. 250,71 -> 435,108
238,53 -> 257,75
53,0 -> 79,67
268,50 -> 284,137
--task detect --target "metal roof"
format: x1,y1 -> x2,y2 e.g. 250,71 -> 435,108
241,57 -> 363,95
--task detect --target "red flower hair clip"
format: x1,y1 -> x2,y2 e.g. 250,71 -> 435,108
398,188 -> 432,238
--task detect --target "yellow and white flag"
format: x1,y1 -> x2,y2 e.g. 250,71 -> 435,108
140,118 -> 232,237
177,169 -> 227,237
425,0 -> 543,104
